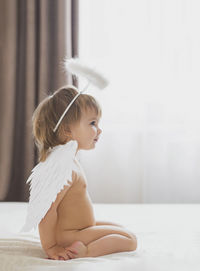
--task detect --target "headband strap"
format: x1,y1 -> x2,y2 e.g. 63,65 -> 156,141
53,82 -> 90,133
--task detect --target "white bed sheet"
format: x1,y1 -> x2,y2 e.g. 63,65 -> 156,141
0,202 -> 200,271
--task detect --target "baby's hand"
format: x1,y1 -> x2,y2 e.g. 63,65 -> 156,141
45,244 -> 76,260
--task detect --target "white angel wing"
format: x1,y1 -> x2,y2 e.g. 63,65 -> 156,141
21,140 -> 78,232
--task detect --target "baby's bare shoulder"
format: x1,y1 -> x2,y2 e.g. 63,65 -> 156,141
72,169 -> 80,182
71,169 -> 87,189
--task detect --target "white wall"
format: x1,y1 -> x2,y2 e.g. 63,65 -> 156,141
79,0 -> 200,203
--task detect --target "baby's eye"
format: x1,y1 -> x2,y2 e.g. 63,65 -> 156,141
90,121 -> 96,126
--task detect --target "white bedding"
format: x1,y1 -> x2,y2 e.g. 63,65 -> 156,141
0,202 -> 200,271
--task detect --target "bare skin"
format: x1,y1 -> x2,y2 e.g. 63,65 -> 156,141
38,110 -> 137,260
39,158 -> 137,260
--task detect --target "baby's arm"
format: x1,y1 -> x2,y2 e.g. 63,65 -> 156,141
39,184 -> 71,260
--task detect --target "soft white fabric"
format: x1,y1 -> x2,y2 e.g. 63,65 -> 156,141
22,140 -> 78,232
0,202 -> 200,271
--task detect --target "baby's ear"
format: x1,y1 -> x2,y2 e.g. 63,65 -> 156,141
64,128 -> 72,137
59,125 -> 72,143
62,124 -> 71,135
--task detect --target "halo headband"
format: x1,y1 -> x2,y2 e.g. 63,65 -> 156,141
53,82 -> 90,133
53,58 -> 109,133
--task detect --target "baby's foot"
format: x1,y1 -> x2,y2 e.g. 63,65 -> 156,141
66,241 -> 87,259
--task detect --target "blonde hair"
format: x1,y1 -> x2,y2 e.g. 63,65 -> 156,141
32,86 -> 102,162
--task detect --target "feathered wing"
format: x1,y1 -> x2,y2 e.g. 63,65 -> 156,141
21,140 -> 78,232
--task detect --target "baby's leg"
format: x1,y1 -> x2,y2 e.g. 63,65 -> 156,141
95,220 -> 124,227
65,225 -> 137,258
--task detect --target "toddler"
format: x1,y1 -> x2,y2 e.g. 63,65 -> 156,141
23,85 -> 137,260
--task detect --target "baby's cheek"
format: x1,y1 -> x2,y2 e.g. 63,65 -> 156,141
91,127 -> 97,134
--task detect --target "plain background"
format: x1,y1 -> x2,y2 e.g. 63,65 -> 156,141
78,0 -> 200,203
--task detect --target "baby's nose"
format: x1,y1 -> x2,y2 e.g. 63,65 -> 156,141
98,128 -> 102,135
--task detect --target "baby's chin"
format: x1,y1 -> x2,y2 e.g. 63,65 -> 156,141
78,142 -> 96,150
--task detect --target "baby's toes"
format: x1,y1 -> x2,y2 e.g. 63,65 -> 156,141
66,250 -> 77,259
66,241 -> 87,258
59,254 -> 70,261
67,247 -> 78,254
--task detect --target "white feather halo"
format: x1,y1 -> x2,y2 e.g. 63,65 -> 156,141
53,58 -> 109,133
64,58 -> 109,90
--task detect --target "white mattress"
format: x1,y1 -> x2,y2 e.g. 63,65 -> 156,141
0,202 -> 200,271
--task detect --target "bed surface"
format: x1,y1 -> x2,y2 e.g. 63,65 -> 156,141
0,202 -> 200,271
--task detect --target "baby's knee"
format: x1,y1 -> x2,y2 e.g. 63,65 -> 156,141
127,233 -> 137,251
